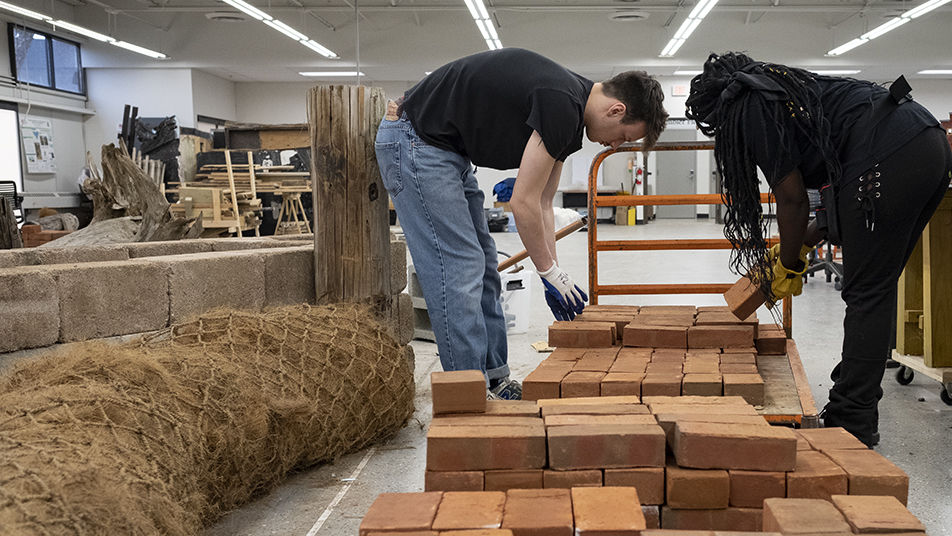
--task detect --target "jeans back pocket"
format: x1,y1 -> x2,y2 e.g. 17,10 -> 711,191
374,141 -> 403,197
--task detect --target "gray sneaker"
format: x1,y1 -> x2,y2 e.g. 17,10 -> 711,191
489,378 -> 523,400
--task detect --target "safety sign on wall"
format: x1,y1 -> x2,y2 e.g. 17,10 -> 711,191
20,117 -> 56,173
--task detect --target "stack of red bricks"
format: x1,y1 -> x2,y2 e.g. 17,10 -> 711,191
531,305 -> 787,405
20,224 -> 71,247
425,372 -> 911,531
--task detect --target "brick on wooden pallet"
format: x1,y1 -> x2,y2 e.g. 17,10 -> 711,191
501,489 -> 573,536
719,353 -> 757,364
685,349 -> 721,359
673,421 -> 797,471
722,374 -> 766,406
654,414 -> 769,445
430,416 -> 544,427
542,469 -> 602,489
796,434 -> 813,451
0,267 -> 60,352
729,470 -> 786,508
651,349 -> 687,362
640,305 -> 698,315
537,395 -> 642,407
573,353 -> 617,372
547,423 -> 665,470
160,251 -> 266,323
682,374 -> 723,396
624,325 -> 688,348
584,304 -> 640,314
484,470 -> 543,491
603,467 -> 665,505
438,531 -> 515,536
547,348 -> 587,361
427,424 -> 546,471
688,325 -> 755,349
600,372 -> 644,396
796,427 -> 869,453
573,311 -> 638,341
830,495 -> 926,534
823,449 -> 909,504
572,487 -> 646,535
431,491 -> 506,531
425,471 -> 484,492
723,275 -> 766,320
641,374 -> 683,396
560,371 -> 605,398
786,450 -> 848,500
694,312 -> 759,333
542,404 -> 650,417
359,492 -> 443,536
762,498 -> 852,535
609,359 -> 649,374
756,329 -> 788,355
643,532 -> 781,536
646,362 -> 683,374
683,360 -> 720,374
545,414 -> 656,427
485,400 -> 540,417
643,395 -> 750,406
432,370 -> 487,415
647,402 -> 759,415
633,315 -> 696,328
548,321 -> 615,347
618,347 -> 654,359
522,367 -> 570,401
719,363 -> 759,374
365,532 -> 436,536
721,346 -> 758,354
660,507 -> 763,531
642,506 -> 661,530
666,465 -> 730,509
261,246 -> 315,306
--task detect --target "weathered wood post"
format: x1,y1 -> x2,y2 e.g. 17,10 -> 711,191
308,85 -> 391,312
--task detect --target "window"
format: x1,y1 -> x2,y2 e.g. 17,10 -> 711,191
8,25 -> 84,95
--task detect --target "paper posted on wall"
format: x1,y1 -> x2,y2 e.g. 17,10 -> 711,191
20,117 -> 56,173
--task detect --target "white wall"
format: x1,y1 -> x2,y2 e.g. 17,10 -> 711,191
192,70 -> 237,123
236,81 -> 413,125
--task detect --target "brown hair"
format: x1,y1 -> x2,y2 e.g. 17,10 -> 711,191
602,70 -> 669,149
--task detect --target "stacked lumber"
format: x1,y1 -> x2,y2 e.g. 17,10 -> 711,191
185,163 -> 310,192
168,186 -> 260,231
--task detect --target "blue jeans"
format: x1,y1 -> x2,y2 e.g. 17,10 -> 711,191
375,114 -> 509,384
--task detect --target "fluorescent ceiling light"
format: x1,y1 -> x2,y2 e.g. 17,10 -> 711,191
299,71 -> 365,77
918,69 -> 952,74
674,70 -> 702,75
811,69 -> 861,75
459,0 -> 502,51
216,2 -> 337,58
53,20 -> 114,42
660,0 -> 718,57
113,40 -> 167,59
828,0 -> 950,56
302,40 -> 338,58
221,0 -> 271,21
0,1 -> 51,21
264,19 -> 308,41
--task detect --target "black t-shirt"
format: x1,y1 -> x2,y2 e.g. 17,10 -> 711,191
401,48 -> 594,169
743,76 -> 939,188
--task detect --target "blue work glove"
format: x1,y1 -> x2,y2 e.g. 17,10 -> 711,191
543,283 -> 573,321
539,263 -> 588,320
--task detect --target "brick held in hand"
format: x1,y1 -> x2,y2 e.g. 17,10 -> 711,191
431,370 -> 487,415
425,470 -> 485,492
722,373 -> 765,406
830,494 -> 926,533
572,487 -> 646,535
786,450 -> 848,501
688,325 -> 755,349
823,449 -> 910,504
501,489 -> 573,536
560,371 -> 605,398
625,325 -> 688,348
359,492 -> 443,535
659,507 -> 763,531
723,275 -> 767,320
762,498 -> 852,534
603,466 -> 665,505
666,465 -> 730,509
427,423 -> 546,471
522,367 -> 570,401
542,469 -> 602,489
431,491 -> 506,531
681,373 -> 723,396
641,373 -> 683,396
548,321 -> 616,347
673,421 -> 797,471
547,423 -> 666,469
729,469 -> 786,508
484,470 -> 543,491
600,372 -> 645,396
796,427 -> 869,453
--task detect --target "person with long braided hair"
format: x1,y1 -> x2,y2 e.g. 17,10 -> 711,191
686,52 -> 952,446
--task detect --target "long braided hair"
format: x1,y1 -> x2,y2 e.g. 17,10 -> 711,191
685,52 -> 841,297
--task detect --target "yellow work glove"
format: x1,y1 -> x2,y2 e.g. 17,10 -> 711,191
770,255 -> 808,302
768,243 -> 813,266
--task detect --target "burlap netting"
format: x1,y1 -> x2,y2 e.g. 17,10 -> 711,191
0,303 -> 415,535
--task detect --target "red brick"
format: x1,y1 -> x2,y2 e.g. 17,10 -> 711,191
544,414 -> 657,427
719,363 -> 759,374
694,312 -> 759,336
618,347 -> 654,359
625,325 -> 688,348
536,359 -> 577,370
688,325 -> 755,349
437,530 -> 514,536
786,450 -> 848,500
823,449 -> 909,504
430,416 -> 545,427
722,374 -> 765,405
522,367 -> 570,401
547,348 -> 587,361
560,371 -> 606,398
633,315 -> 696,328
681,374 -> 723,396
723,276 -> 766,320
572,487 -> 646,535
574,311 -> 638,341
432,491 -> 506,531
639,305 -> 698,315
432,370 -> 487,415
685,350 -> 721,359
603,467 -> 665,505
537,395 -> 642,408
652,349 -> 688,361
585,304 -> 640,314
426,471 -> 485,492
756,329 -> 787,355
600,372 -> 644,396
796,434 -> 813,451
641,506 -> 660,530
830,495 -> 926,533
729,470 -> 786,508
501,489 -> 573,536
547,423 -> 666,469
718,353 -> 757,364
647,403 -> 759,415
643,395 -> 750,406
573,353 -> 617,372
646,362 -> 684,374
484,470 -> 543,491
699,305 -> 732,313
642,374 -> 683,396
549,321 -> 615,347
762,498 -> 851,534
666,465 -> 730,509
485,400 -> 540,417
609,358 -> 648,374
720,346 -> 758,354
654,414 -> 769,445
660,507 -> 762,531
796,427 -> 869,453
366,532 -> 437,536
542,469 -> 602,488
541,403 -> 649,417
682,361 -> 720,374
673,421 -> 797,471
359,492 -> 443,535
427,424 -> 546,470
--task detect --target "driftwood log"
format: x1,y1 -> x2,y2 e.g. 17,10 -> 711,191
0,198 -> 22,249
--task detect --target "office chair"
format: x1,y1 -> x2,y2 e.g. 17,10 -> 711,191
0,181 -> 24,223
804,188 -> 844,290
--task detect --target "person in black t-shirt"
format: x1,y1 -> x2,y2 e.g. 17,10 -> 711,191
685,52 -> 952,446
375,48 -> 668,399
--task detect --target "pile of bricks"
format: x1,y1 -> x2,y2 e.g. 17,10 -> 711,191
529,305 -> 787,405
19,224 -> 71,247
425,372 -> 910,531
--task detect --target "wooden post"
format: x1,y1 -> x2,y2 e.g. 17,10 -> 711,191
308,84 -> 389,306
224,150 -> 243,238
1,197 -> 22,249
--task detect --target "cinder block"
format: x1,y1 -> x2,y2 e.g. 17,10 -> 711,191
56,260 -> 170,342
0,267 -> 60,351
723,276 -> 766,320
501,489 -> 573,536
125,239 -> 212,258
729,469 -> 786,508
391,239 -> 408,293
0,248 -> 37,269
624,325 -> 688,348
722,374 -> 765,405
425,471 -> 484,491
830,495 -> 926,533
666,465 -> 730,509
359,492 -> 443,535
427,424 -> 547,471
548,321 -> 615,347
161,251 -> 266,323
673,421 -> 797,471
261,246 -> 315,306
660,507 -> 763,531
431,370 -> 487,415
546,423 -> 665,469
32,245 -> 130,265
542,469 -> 602,489
432,491 -> 506,531
393,292 -> 414,345
823,449 -> 909,504
206,237 -> 293,251
572,487 -> 646,535
603,467 -> 665,505
762,498 -> 851,535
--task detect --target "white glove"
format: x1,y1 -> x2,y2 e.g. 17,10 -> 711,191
538,263 -> 587,311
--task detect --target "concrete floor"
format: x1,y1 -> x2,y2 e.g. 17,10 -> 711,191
205,220 -> 952,536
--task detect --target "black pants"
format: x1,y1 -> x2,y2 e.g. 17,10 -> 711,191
825,127 -> 952,445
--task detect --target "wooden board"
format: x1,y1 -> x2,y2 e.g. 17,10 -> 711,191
922,192 -> 952,367
896,236 -> 924,355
